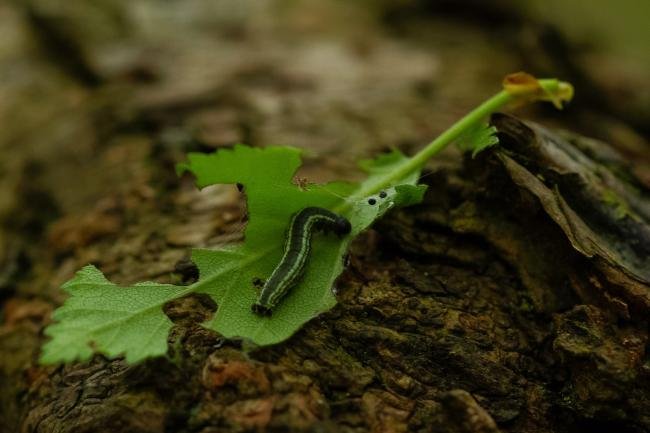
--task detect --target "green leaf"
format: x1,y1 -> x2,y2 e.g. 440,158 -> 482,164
181,145 -> 424,346
455,122 -> 499,158
41,265 -> 189,364
42,145 -> 425,363
42,73 -> 574,364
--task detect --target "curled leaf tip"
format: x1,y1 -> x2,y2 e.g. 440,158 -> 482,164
503,72 -> 540,94
503,72 -> 574,109
545,80 -> 574,109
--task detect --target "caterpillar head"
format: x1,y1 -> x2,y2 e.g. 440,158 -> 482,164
334,216 -> 352,237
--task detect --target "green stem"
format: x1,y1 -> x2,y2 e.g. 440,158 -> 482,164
384,90 -> 512,186
334,77 -> 570,214
343,90 -> 513,207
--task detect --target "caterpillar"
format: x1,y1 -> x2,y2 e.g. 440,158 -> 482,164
251,207 -> 352,316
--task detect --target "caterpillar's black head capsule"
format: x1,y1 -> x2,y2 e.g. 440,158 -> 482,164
252,303 -> 272,316
334,216 -> 352,237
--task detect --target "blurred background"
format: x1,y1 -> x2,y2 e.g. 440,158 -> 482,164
0,0 -> 648,301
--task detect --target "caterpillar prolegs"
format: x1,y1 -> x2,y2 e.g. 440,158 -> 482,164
251,207 -> 351,316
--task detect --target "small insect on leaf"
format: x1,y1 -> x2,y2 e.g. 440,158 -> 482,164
252,207 -> 351,316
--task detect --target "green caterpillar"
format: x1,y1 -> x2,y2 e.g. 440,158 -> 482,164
252,207 -> 351,316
